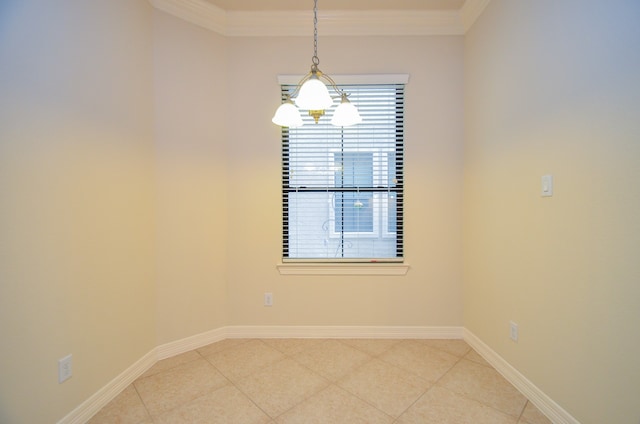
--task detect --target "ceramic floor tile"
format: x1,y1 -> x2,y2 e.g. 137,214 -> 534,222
519,401 -> 553,424
87,384 -> 150,424
140,350 -> 201,378
416,339 -> 472,357
90,339 -> 546,424
338,338 -> 402,356
398,386 -> 518,424
134,358 -> 229,418
293,339 -> 372,381
464,348 -> 492,367
261,338 -> 325,356
203,339 -> 285,382
276,385 -> 394,424
337,358 -> 431,418
154,384 -> 271,424
196,338 -> 251,357
379,340 -> 460,383
236,357 -> 329,418
438,358 -> 528,417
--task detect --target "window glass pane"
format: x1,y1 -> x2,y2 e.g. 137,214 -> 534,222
335,192 -> 374,233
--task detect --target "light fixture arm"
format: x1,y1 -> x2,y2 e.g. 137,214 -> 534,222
286,67 -> 349,101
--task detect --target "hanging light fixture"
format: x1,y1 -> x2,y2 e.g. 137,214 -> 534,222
272,0 -> 362,128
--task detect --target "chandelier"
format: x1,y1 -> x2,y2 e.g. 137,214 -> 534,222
271,0 -> 362,128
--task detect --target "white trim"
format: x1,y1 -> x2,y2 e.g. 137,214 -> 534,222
149,0 -> 227,33
226,10 -> 311,37
157,326 -> 462,360
149,0 -> 491,36
226,325 -> 463,340
284,10 -> 465,37
59,325 -> 581,424
157,326 -> 227,360
56,348 -> 157,424
463,329 -> 581,424
277,262 -> 410,276
460,0 -> 492,32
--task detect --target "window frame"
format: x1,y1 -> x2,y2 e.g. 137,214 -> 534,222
279,74 -> 408,267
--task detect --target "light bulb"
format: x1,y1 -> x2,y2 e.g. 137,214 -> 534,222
331,94 -> 362,127
272,100 -> 303,127
295,76 -> 333,110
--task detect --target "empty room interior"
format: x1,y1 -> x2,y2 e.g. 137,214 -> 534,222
0,0 -> 638,423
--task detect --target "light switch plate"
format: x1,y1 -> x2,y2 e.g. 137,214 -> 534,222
58,354 -> 72,383
509,321 -> 519,342
541,174 -> 553,197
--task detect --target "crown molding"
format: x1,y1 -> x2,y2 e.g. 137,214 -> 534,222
149,0 -> 490,36
227,10 -> 464,37
460,0 -> 491,32
150,0 -> 227,33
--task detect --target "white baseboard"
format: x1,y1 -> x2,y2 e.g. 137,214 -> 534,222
225,325 -> 464,340
61,325 -> 461,422
57,348 -> 157,424
155,325 -> 463,360
157,326 -> 227,360
60,326 -> 579,424
463,329 -> 580,424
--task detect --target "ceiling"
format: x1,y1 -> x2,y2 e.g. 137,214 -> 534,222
149,0 -> 489,36
203,0 -> 466,12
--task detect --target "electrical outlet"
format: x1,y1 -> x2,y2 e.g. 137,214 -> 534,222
58,354 -> 72,383
509,321 -> 519,342
264,292 -> 273,307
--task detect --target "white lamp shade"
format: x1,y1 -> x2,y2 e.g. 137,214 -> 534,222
272,102 -> 304,127
331,98 -> 362,127
295,77 -> 333,110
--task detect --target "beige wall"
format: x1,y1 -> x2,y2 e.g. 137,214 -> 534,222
0,3 -> 466,422
464,1 -> 640,423
153,10 -> 229,345
0,1 -> 156,423
225,35 -> 464,327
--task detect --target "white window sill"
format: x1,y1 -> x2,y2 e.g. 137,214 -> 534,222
277,263 -> 410,276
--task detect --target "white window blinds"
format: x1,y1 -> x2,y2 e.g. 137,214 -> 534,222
281,82 -> 405,262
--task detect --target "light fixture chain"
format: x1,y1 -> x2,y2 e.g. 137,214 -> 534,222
312,0 -> 319,67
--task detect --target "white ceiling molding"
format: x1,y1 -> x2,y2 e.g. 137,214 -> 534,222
149,0 -> 227,33
149,0 -> 490,36
460,0 -> 491,32
227,10 -> 464,36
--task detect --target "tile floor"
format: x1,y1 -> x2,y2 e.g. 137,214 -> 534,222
88,338 -> 552,424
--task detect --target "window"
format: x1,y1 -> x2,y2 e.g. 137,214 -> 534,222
281,81 -> 405,262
